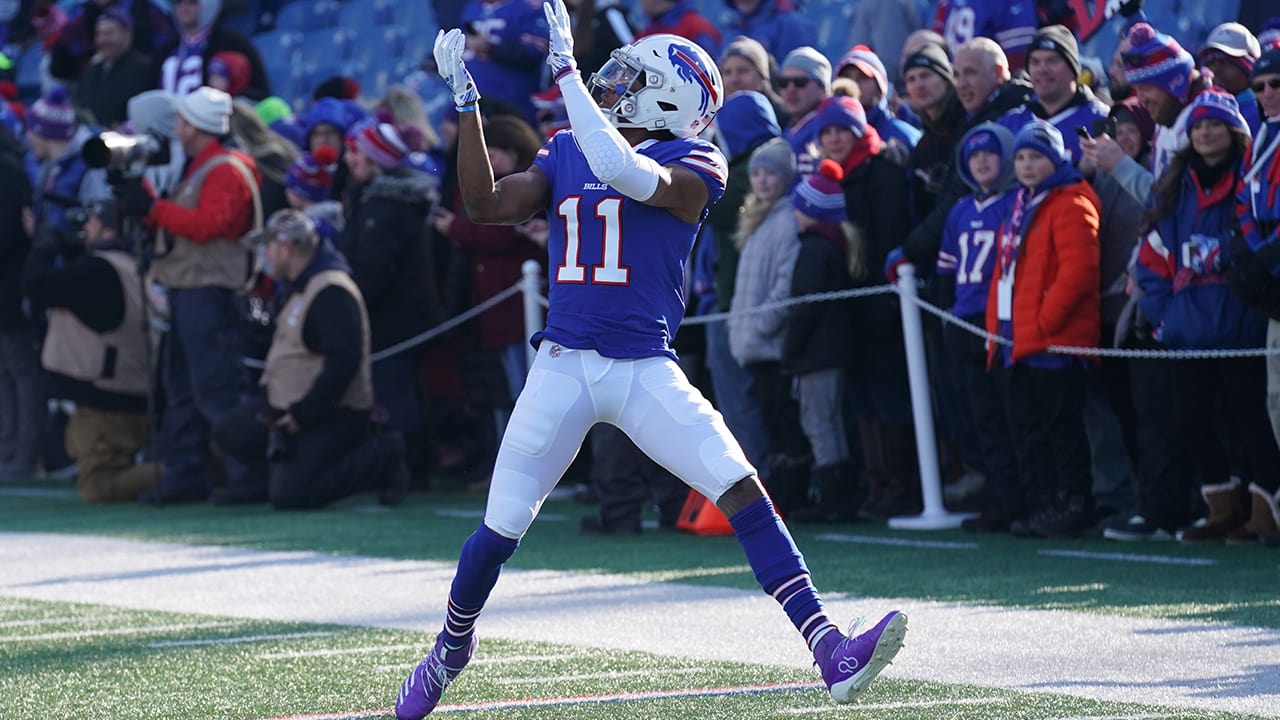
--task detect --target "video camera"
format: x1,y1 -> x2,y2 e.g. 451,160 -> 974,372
82,131 -> 171,178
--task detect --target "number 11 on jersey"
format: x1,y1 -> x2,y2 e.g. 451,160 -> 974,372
555,196 -> 631,285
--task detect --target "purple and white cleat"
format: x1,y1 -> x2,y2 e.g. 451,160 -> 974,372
395,633 -> 477,719
817,610 -> 908,702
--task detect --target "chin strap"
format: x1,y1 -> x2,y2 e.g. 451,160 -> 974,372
557,70 -> 662,202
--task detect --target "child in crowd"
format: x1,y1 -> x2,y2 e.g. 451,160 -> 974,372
986,120 -> 1101,539
729,137 -> 811,511
934,123 -> 1021,533
783,158 -> 862,522
285,146 -> 343,244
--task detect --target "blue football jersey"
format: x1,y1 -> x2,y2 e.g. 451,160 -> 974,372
999,97 -> 1109,165
933,0 -> 1037,61
531,131 -> 728,359
936,190 -> 1016,319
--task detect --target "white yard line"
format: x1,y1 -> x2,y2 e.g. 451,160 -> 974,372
0,620 -> 238,643
781,696 -> 1010,713
494,668 -> 705,685
1038,549 -> 1217,566
0,532 -> 1276,717
816,533 -> 980,550
0,614 -> 120,628
149,630 -> 336,648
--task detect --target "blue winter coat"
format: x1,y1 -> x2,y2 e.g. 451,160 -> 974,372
1136,163 -> 1267,349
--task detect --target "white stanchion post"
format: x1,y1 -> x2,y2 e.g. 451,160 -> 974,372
521,259 -> 543,370
888,264 -> 975,530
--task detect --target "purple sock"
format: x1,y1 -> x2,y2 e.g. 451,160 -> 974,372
730,496 -> 839,654
442,524 -> 519,650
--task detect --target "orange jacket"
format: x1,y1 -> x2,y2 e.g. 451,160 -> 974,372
987,179 -> 1101,365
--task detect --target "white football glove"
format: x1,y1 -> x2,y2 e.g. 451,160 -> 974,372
433,28 -> 481,109
543,0 -> 578,81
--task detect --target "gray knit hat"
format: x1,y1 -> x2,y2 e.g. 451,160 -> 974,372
748,137 -> 796,187
721,37 -> 772,85
781,47 -> 832,95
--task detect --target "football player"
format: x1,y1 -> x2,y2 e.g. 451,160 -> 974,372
395,4 -> 908,716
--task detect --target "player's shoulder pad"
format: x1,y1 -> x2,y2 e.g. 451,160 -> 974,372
645,136 -> 728,187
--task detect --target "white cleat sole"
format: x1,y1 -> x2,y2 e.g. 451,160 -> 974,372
829,611 -> 908,703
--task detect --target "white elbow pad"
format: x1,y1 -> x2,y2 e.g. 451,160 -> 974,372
580,128 -> 661,201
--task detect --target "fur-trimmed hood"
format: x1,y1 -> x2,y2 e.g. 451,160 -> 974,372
359,169 -> 437,207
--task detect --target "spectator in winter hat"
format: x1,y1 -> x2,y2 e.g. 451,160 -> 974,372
72,7 -> 153,128
337,118 -> 440,437
1123,22 -> 1197,125
834,46 -> 921,164
305,98 -> 357,154
728,137 -> 807,508
25,86 -> 112,230
902,43 -> 954,124
987,118 -> 1101,539
208,51 -> 251,99
285,145 -> 343,243
780,46 -> 831,116
721,36 -> 773,95
1198,22 -> 1263,133
27,87 -> 78,146
256,96 -> 305,150
780,46 -> 833,179
719,37 -> 784,122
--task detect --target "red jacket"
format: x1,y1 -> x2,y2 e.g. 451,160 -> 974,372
987,179 -> 1101,365
150,141 -> 260,244
446,193 -> 543,349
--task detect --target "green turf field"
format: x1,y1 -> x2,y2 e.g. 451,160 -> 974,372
1,482 -> 1277,719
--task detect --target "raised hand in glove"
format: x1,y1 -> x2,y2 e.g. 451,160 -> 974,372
433,28 -> 481,110
121,179 -> 155,219
543,0 -> 578,82
883,247 -> 910,283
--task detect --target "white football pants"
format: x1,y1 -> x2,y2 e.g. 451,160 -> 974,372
484,342 -> 757,539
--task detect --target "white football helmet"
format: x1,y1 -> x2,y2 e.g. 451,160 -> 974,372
587,34 -> 724,138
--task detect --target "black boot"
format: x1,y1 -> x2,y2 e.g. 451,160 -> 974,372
791,462 -> 864,523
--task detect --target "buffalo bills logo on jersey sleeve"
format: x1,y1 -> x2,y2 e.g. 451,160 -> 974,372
668,43 -> 719,123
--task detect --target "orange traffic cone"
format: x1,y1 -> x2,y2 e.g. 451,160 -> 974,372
675,489 -> 735,536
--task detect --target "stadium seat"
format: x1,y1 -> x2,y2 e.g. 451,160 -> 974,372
297,27 -> 343,68
338,0 -> 385,31
371,0 -> 397,27
382,26 -> 408,59
254,30 -> 305,72
274,0 -> 340,32
394,1 -> 436,30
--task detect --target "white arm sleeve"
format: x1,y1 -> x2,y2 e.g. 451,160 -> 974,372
558,72 -> 662,202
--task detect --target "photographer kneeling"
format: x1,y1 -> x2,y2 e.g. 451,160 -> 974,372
22,200 -> 159,502
218,210 -> 409,509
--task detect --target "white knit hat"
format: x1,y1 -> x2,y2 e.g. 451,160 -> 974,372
177,86 -> 232,135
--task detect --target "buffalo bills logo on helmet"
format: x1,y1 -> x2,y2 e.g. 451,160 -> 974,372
668,43 -> 718,117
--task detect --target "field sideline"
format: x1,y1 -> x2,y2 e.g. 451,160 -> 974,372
1,485 -> 1277,719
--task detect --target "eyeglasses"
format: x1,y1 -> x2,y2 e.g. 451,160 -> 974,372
778,77 -> 813,89
1251,78 -> 1280,93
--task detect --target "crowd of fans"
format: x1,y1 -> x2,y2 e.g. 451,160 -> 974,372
0,0 -> 1278,548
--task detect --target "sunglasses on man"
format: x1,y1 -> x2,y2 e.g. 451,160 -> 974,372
1252,78 -> 1280,93
778,77 -> 813,89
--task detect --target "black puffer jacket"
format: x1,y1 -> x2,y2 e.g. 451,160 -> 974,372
0,126 -> 33,332
340,169 -> 443,352
783,225 -> 853,376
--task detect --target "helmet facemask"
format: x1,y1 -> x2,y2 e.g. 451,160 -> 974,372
586,35 -> 722,138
